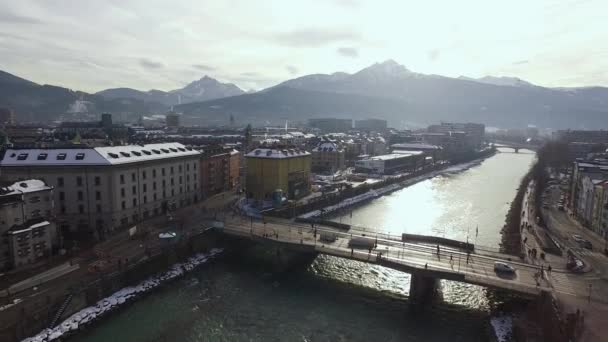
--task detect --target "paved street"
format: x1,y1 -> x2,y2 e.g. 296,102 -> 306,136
522,180 -> 608,341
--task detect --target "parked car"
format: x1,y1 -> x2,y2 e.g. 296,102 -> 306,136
494,262 -> 516,274
582,240 -> 593,250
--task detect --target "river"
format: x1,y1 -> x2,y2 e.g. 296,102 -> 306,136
73,149 -> 535,342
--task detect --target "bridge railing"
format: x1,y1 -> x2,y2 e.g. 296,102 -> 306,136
219,220 -> 546,294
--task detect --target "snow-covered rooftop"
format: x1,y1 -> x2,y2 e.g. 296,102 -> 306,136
0,179 -> 52,197
312,142 -> 343,152
246,148 -> 310,159
0,143 -> 200,166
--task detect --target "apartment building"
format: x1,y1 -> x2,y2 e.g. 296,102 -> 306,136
0,179 -> 56,270
0,143 -> 200,241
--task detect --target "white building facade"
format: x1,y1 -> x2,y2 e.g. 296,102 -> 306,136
0,179 -> 56,270
0,143 -> 200,241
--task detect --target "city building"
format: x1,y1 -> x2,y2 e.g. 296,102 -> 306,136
427,122 -> 485,149
166,112 -> 181,128
391,143 -> 443,163
355,119 -> 387,131
567,142 -> 604,160
0,143 -> 200,241
199,146 -> 240,198
55,113 -> 129,141
0,179 -> 56,270
569,160 -> 608,216
554,130 -> 608,144
591,181 -> 608,237
354,152 -> 424,175
311,141 -> 345,173
308,118 -> 352,133
0,107 -> 15,126
245,148 -> 311,201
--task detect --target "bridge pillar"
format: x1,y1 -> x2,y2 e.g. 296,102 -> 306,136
514,147 -> 519,153
409,272 -> 439,311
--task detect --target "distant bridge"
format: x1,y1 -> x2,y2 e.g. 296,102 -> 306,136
215,216 -> 551,305
490,140 -> 540,153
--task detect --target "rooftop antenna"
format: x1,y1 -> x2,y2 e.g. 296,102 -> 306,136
285,120 -> 288,132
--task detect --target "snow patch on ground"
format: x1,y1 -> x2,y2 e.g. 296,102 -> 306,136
22,248 -> 223,342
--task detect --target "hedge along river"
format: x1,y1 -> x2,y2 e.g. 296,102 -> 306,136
73,148 -> 535,342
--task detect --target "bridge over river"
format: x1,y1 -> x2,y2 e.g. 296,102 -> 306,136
215,216 -> 552,305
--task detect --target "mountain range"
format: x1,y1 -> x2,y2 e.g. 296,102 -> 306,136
95,76 -> 244,106
1,60 -> 608,128
175,60 -> 608,129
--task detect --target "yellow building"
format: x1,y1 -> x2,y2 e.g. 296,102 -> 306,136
246,148 -> 311,201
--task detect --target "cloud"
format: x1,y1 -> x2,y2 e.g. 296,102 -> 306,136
192,64 -> 215,71
0,11 -> 43,25
286,65 -> 298,75
512,60 -> 529,65
427,49 -> 440,61
139,58 -> 164,69
240,71 -> 260,77
337,47 -> 358,58
332,0 -> 359,7
274,29 -> 361,47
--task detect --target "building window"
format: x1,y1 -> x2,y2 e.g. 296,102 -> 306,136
153,182 -> 157,190
163,190 -> 166,198
180,187 -> 183,194
132,173 -> 136,182
120,174 -> 125,184
171,178 -> 174,186
95,191 -> 101,200
121,188 -> 125,197
162,168 -> 165,176
76,176 -> 83,186
186,174 -> 190,181
153,169 -> 157,178
143,195 -> 147,204
186,164 -> 189,171
78,204 -> 84,214
179,165 -> 182,172
143,184 -> 147,193
142,171 -> 147,179
94,176 -> 101,186
96,204 -> 102,213
121,201 -> 126,209
132,198 -> 137,206
61,205 -> 66,214
162,180 -> 166,188
171,189 -> 175,196
179,176 -> 182,184
193,163 -> 197,170
77,191 -> 83,200
57,177 -> 64,187
59,191 -> 65,201
170,166 -> 174,174
132,186 -> 136,195
153,193 -> 157,201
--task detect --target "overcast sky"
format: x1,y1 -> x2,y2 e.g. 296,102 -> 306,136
1,0 -> 606,92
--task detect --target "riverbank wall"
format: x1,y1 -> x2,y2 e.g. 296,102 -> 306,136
276,148 -> 496,220
0,231 -> 222,342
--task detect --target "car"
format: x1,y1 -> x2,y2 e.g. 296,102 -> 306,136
572,234 -> 583,242
494,262 -> 516,274
558,205 -> 565,211
582,240 -> 593,250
